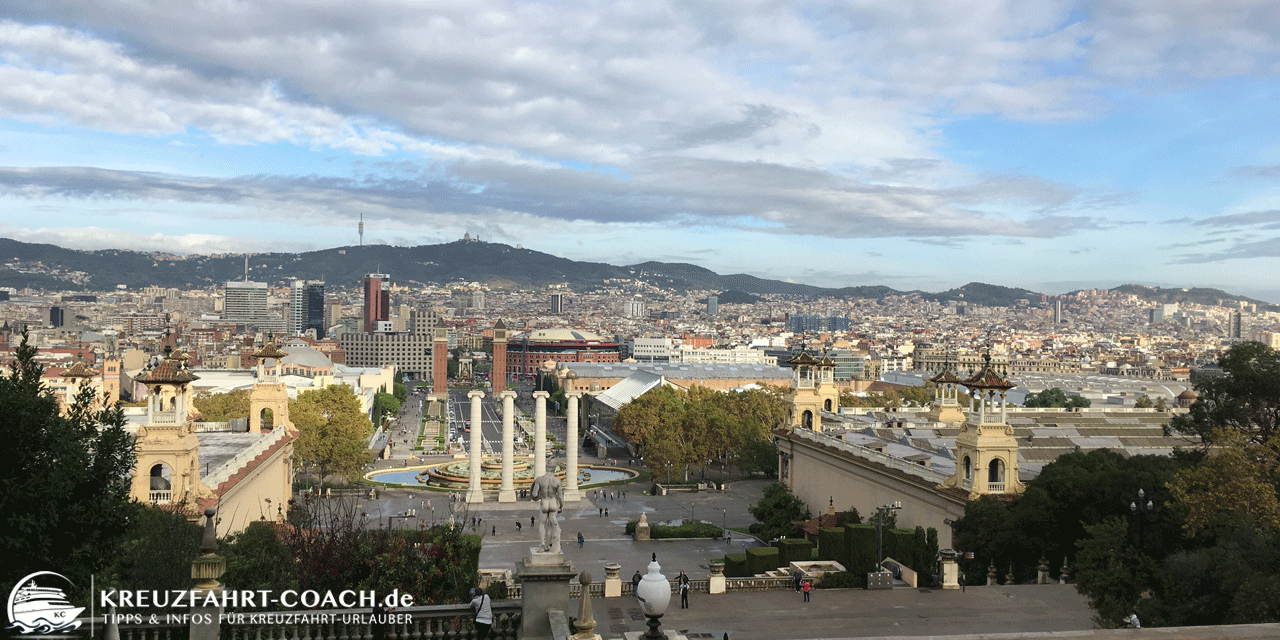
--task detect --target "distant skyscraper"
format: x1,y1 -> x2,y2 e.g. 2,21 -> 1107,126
625,298 -> 645,317
707,295 -> 718,315
224,281 -> 268,323
364,273 -> 391,332
549,293 -> 564,314
49,306 -> 64,328
472,290 -> 486,310
1053,299 -> 1063,324
290,280 -> 326,338
1231,311 -> 1249,340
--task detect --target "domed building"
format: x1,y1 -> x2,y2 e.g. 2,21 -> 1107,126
280,343 -> 334,378
506,328 -> 621,379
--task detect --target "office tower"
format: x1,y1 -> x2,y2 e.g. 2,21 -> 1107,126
1054,299 -> 1063,324
364,273 -> 391,332
326,302 -> 343,333
1231,311 -> 1249,340
625,298 -> 645,317
707,295 -> 718,315
50,306 -> 64,328
549,293 -> 564,314
224,281 -> 268,323
472,290 -> 486,310
290,280 -> 326,338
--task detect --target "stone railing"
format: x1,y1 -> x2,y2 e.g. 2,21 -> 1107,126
203,427 -> 290,489
221,602 -> 522,640
988,482 -> 1005,493
724,576 -> 793,591
149,490 -> 172,504
794,428 -> 950,484
151,412 -> 179,424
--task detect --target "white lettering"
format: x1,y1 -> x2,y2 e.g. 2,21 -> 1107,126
300,590 -> 319,608
279,590 -> 297,608
359,591 -> 375,607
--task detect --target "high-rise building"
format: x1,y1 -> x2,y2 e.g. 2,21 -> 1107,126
224,281 -> 269,323
472,290 -> 486,310
624,298 -> 645,317
325,303 -> 343,333
549,293 -> 564,314
1053,299 -> 1063,324
1231,311 -> 1250,340
707,295 -> 718,315
363,273 -> 391,332
290,280 -> 326,338
50,306 -> 65,328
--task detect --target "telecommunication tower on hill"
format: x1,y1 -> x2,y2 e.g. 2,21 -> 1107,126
359,212 -> 364,246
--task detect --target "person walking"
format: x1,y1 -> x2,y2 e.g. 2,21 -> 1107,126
631,570 -> 642,595
793,569 -> 803,592
516,521 -> 522,533
577,531 -> 585,548
679,579 -> 690,609
802,580 -> 811,603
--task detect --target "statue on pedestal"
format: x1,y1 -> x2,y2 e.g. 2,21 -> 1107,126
530,473 -> 564,553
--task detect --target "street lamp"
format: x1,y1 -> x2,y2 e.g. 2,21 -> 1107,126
635,553 -> 671,640
715,506 -> 728,542
1129,488 -> 1155,549
876,502 -> 902,569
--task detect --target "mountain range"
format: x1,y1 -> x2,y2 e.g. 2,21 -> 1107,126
0,237 -> 1274,311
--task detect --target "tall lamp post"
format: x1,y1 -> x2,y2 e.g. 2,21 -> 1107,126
1129,488 -> 1155,549
876,502 -> 902,568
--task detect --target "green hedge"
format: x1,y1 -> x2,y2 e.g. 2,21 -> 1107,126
845,524 -> 877,575
724,553 -> 750,578
818,527 -> 847,565
774,538 -> 813,565
746,546 -> 781,575
624,520 -> 722,539
816,571 -> 865,589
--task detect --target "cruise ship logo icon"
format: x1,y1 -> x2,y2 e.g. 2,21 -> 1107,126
6,572 -> 84,634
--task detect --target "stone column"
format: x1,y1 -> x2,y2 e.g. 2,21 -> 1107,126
498,390 -> 517,503
708,560 -> 726,595
466,390 -> 485,504
533,390 -> 549,478
603,562 -> 622,598
564,391 -> 582,502
939,549 -> 960,590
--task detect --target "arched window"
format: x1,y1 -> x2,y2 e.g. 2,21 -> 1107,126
988,458 -> 1004,483
148,463 -> 172,504
963,455 -> 972,479
261,407 -> 274,431
824,399 -> 833,411
802,410 -> 813,429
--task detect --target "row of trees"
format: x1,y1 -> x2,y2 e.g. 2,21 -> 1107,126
956,342 -> 1280,626
613,385 -> 787,480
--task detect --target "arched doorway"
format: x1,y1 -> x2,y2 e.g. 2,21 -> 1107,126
260,407 -> 274,431
824,399 -> 833,411
802,410 -> 813,429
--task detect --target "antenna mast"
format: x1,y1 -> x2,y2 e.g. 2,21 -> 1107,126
359,212 -> 364,247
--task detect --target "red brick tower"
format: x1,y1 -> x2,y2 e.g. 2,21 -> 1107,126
492,319 -> 508,394
432,327 -> 448,395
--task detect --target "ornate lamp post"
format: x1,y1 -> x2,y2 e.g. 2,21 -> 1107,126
634,553 -> 671,640
1129,488 -> 1155,549
876,501 -> 902,568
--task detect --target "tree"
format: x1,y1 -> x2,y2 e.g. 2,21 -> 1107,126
1134,396 -> 1154,409
292,385 -> 374,482
393,381 -> 408,403
0,330 -> 137,600
1167,430 -> 1280,537
1023,387 -> 1090,408
372,392 -> 401,423
748,482 -> 810,541
193,389 -> 250,421
1074,518 -> 1153,627
1170,341 -> 1280,445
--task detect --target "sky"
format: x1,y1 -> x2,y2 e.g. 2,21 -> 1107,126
1,1 -> 1280,300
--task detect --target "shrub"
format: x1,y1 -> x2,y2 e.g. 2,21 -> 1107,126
488,581 -> 509,600
724,553 -> 750,578
816,571 -> 865,589
746,546 -> 781,575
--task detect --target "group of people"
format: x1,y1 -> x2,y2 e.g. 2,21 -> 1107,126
793,570 -> 812,602
629,569 -> 694,609
593,489 -> 625,500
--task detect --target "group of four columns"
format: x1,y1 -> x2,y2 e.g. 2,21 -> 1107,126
464,389 -> 584,504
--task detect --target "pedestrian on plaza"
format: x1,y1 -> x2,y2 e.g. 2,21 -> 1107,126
577,532 -> 584,548
599,507 -> 603,517
531,515 -> 536,527
492,524 -> 496,536
604,508 -> 608,517
802,580 -> 811,602
631,570 -> 642,594
793,569 -> 802,592
516,521 -> 522,533
679,580 -> 689,609
469,587 -> 493,640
